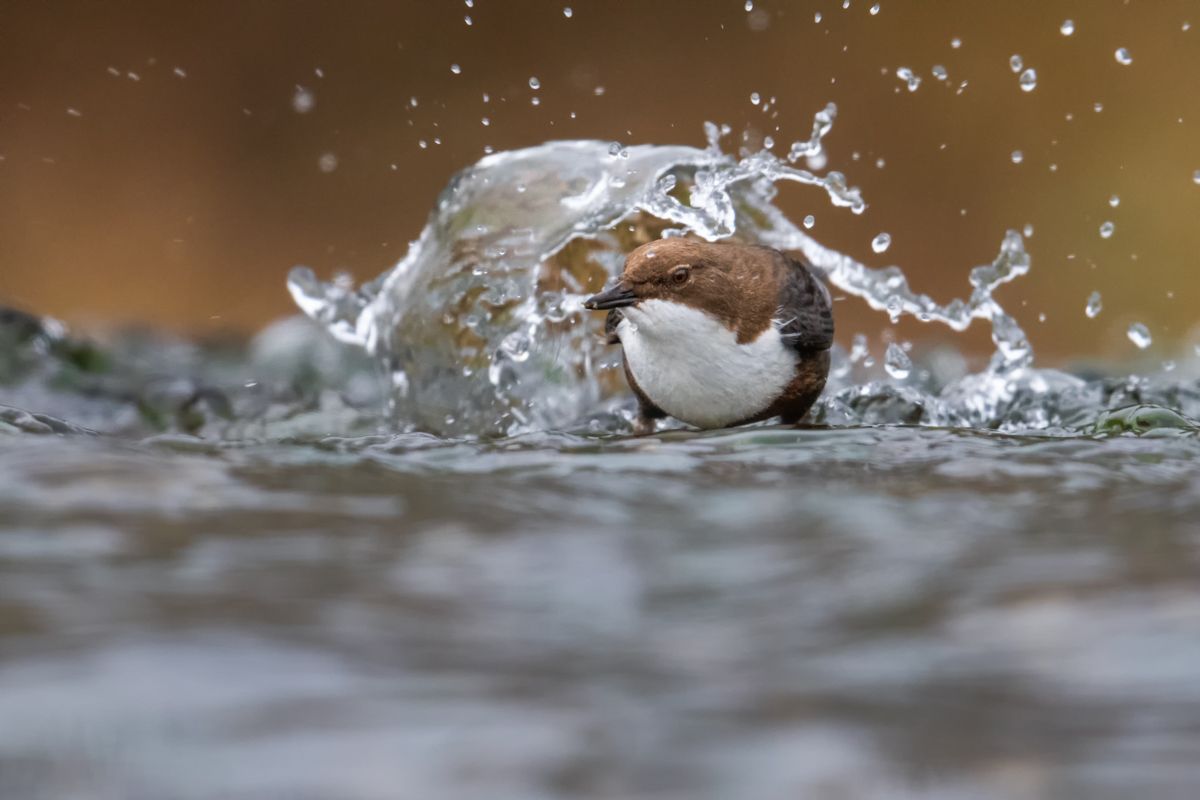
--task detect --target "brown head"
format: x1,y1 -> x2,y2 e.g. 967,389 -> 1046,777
583,238 -> 785,343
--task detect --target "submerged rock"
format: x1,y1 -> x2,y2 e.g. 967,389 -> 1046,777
1091,404 -> 1200,436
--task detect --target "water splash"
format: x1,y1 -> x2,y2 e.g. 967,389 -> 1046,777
290,109 -> 1048,436
884,343 -> 912,379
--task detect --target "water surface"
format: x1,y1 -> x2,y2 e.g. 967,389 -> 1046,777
2,421 -> 1199,799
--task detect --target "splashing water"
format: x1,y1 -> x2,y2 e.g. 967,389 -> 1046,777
290,106 -> 1113,437
883,342 -> 912,379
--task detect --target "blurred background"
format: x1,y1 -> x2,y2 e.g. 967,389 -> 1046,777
2,0 -> 1198,363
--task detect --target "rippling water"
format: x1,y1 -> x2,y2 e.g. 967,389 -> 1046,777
2,418 -> 1200,799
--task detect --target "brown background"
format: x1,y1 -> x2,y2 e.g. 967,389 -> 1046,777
2,0 -> 1198,363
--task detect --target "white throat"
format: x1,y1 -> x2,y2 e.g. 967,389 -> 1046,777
618,299 -> 795,429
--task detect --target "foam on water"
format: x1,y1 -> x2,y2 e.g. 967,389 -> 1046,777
287,106 -> 1186,438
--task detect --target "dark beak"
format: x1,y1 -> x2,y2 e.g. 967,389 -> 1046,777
584,281 -> 637,310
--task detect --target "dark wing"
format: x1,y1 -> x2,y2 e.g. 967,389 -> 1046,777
604,309 -> 623,344
776,255 -> 834,353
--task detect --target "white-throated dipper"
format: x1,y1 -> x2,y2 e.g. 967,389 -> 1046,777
584,238 -> 834,433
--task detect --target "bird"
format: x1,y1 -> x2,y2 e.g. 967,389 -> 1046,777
584,238 -> 834,434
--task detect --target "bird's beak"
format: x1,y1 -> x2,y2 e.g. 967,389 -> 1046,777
584,281 -> 637,310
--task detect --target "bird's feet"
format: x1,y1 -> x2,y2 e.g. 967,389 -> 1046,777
632,415 -> 658,436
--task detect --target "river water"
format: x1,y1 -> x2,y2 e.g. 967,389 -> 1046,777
2,414 -> 1199,799
3,122 -> 1200,798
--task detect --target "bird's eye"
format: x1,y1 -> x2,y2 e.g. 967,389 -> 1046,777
670,266 -> 690,285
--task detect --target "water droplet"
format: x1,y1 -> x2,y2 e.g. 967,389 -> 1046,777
744,0 -> 753,10
848,334 -> 869,364
531,97 -> 541,106
1060,19 -> 1075,35
1011,150 -> 1024,164
1010,54 -> 1024,72
1193,169 -> 1200,184
871,232 -> 892,253
450,63 -> 462,75
1115,47 -> 1133,65
173,66 -> 188,78
1019,68 -> 1037,92
464,15 -> 472,25
750,92 -> 761,105
481,117 -> 490,126
950,37 -> 962,49
1127,322 -> 1152,349
896,67 -> 921,91
814,11 -> 822,22
528,76 -> 541,90
803,215 -> 815,229
869,3 -> 880,15
1099,221 -> 1115,238
886,295 -> 902,323
318,152 -> 338,172
932,64 -> 948,81
884,342 -> 912,379
65,107 -> 82,117
1023,223 -> 1034,238
292,86 -> 315,113
563,6 -> 573,17
1109,194 -> 1120,207
418,140 -> 428,149
1085,291 -> 1102,318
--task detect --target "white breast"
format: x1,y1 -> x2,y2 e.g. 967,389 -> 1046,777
617,299 -> 795,429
